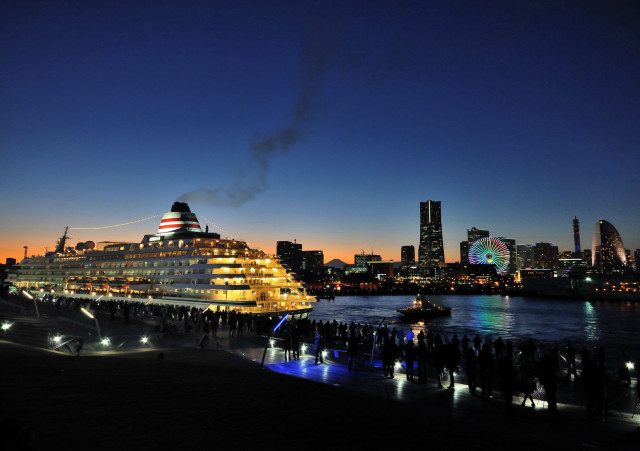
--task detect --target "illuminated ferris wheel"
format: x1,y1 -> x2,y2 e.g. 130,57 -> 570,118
468,237 -> 510,274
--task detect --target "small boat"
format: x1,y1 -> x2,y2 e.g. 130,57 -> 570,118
397,295 -> 451,321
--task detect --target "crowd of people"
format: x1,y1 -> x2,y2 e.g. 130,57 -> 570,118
16,293 -> 640,418
274,318 -> 640,418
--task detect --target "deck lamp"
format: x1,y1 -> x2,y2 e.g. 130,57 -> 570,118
21,290 -> 39,317
261,313 -> 290,368
81,307 -> 102,339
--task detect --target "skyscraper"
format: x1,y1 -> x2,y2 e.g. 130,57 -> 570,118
460,227 -> 490,265
418,200 -> 445,267
401,245 -> 415,269
276,240 -> 303,273
302,250 -> 324,273
591,220 -> 626,274
532,242 -> 559,269
516,244 -> 534,269
468,227 -> 490,242
497,237 -> 517,275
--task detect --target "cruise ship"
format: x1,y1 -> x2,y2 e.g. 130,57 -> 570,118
6,202 -> 316,317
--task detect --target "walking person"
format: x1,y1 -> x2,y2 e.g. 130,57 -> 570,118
566,341 -> 578,381
347,333 -> 358,371
498,354 -> 517,412
617,350 -> 631,384
404,339 -> 416,381
465,347 -> 478,395
434,339 -> 446,388
473,334 -> 482,355
518,342 -> 537,408
539,347 -> 560,413
417,335 -> 428,384
315,334 -> 326,365
282,328 -> 292,361
461,334 -> 470,354
382,339 -> 398,379
478,343 -> 494,397
445,340 -> 460,389
292,326 -> 301,360
494,337 -> 504,360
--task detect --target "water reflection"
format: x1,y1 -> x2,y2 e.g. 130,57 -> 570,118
583,302 -> 601,342
310,294 -> 640,352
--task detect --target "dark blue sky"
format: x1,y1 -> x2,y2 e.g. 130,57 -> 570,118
1,1 -> 639,262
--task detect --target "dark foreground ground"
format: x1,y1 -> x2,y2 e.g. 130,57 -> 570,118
1,293 -> 639,451
2,340 -> 639,451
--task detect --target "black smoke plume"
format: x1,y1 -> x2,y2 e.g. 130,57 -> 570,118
179,21 -> 348,207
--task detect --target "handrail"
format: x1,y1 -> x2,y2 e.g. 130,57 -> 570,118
50,338 -> 79,351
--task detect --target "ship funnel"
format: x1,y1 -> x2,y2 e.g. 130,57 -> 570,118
157,203 -> 203,235
171,202 -> 191,213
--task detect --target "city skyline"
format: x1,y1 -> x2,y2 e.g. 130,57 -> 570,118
2,201 -> 636,267
1,1 -> 639,264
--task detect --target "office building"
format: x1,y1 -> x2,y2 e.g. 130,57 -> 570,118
401,245 -> 415,269
368,260 -> 394,281
468,227 -> 490,242
276,240 -> 303,273
354,251 -> 381,267
302,250 -> 324,273
591,220 -> 627,274
460,227 -> 490,265
516,244 -> 534,269
497,237 -> 517,275
532,242 -> 559,270
418,200 -> 445,267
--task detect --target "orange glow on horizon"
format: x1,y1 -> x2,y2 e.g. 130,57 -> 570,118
0,229 -> 461,266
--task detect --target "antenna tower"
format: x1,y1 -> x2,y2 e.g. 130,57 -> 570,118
573,215 -> 581,256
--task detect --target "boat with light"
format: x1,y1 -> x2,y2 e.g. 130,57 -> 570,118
396,295 -> 451,321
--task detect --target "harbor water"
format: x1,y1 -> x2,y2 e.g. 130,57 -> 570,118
309,294 -> 640,362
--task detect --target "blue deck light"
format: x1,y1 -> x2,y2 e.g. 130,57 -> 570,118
273,313 -> 289,332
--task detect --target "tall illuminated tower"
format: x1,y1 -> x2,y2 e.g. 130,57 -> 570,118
418,200 -> 445,267
573,215 -> 581,257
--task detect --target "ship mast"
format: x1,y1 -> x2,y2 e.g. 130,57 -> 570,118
55,226 -> 70,254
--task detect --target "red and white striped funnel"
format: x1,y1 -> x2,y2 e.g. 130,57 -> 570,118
157,202 -> 203,235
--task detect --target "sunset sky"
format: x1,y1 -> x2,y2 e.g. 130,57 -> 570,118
1,1 -> 639,264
